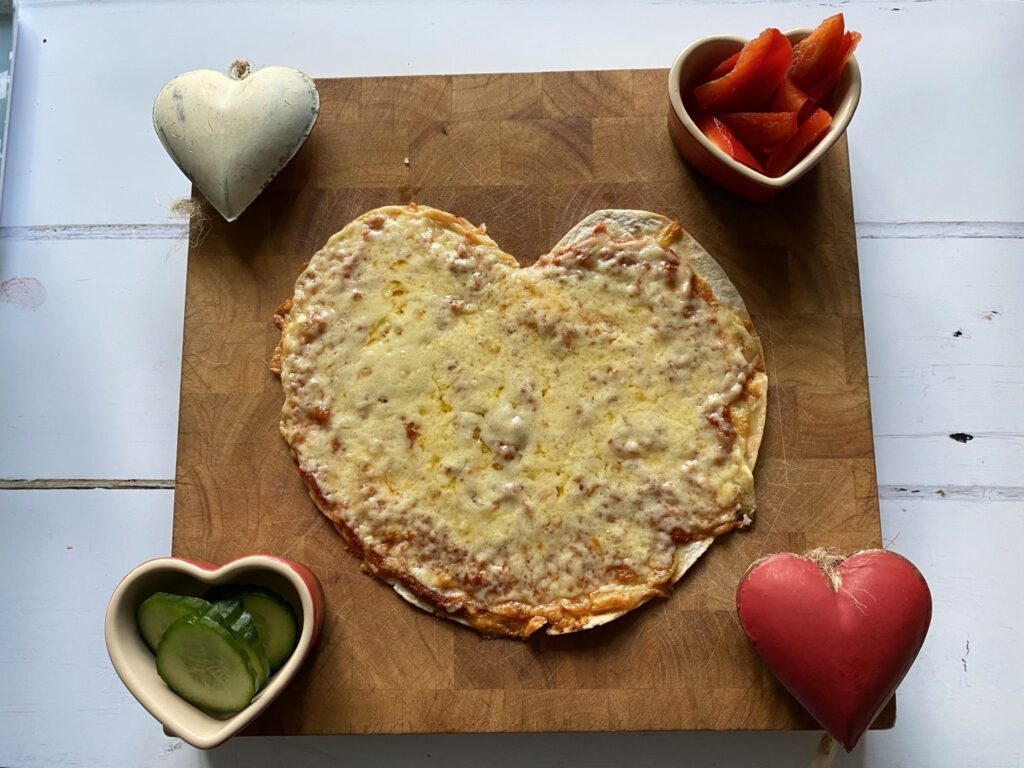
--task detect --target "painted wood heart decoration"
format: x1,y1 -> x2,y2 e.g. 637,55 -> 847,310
153,61 -> 319,222
736,548 -> 931,750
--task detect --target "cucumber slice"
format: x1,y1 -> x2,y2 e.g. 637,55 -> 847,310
136,592 -> 211,652
228,612 -> 271,691
204,599 -> 244,625
201,602 -> 270,691
205,585 -> 299,672
156,615 -> 255,714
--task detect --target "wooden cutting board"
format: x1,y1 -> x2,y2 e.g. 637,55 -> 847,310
172,70 -> 891,734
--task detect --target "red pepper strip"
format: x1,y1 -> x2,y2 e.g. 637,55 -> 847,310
789,13 -> 846,90
769,76 -> 814,122
700,51 -> 740,84
695,111 -> 765,173
719,111 -> 798,150
805,31 -> 862,103
764,107 -> 832,176
692,28 -> 793,113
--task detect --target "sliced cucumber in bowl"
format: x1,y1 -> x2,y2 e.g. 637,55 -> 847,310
135,582 -> 302,716
203,598 -> 243,625
201,600 -> 271,690
137,592 -> 211,652
155,615 -> 256,715
204,585 -> 299,672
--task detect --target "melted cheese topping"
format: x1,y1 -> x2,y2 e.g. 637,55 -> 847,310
279,206 -> 763,636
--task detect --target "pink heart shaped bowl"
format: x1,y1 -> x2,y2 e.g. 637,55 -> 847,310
104,555 -> 324,749
667,28 -> 861,201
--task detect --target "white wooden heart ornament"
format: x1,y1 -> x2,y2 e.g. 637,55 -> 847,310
153,60 -> 320,222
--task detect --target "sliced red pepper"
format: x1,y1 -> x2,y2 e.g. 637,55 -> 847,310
805,31 -> 862,103
692,28 -> 793,113
719,112 -> 798,150
789,13 -> 846,90
695,111 -> 764,173
769,76 -> 814,122
700,51 -> 740,84
764,107 -> 832,176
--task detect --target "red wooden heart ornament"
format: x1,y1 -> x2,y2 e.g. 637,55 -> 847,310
736,548 -> 931,750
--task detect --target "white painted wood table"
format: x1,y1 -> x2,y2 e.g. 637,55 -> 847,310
1,1 -> 1021,766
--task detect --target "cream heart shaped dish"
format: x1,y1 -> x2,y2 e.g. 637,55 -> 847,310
105,555 -> 324,749
667,29 -> 861,201
153,61 -> 319,222
275,205 -> 768,638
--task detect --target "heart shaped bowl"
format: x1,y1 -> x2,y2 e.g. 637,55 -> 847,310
667,29 -> 861,201
105,555 -> 325,749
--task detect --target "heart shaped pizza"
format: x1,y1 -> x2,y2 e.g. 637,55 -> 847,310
274,205 -> 767,637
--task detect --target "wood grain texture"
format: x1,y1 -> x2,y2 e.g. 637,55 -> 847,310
172,70 -> 888,735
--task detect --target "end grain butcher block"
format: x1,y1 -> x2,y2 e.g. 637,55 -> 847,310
172,70 -> 890,735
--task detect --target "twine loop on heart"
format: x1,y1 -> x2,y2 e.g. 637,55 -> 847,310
809,733 -> 839,768
805,546 -> 846,591
228,59 -> 252,80
169,198 -> 211,248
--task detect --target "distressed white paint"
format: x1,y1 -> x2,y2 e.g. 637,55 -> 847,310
870,498 -> 1024,768
0,489 -> 178,768
2,1 -> 1023,227
0,0 -> 1021,766
861,237 -> 1024,490
2,492 -> 1019,768
4,233 -> 1019,489
0,237 -> 187,480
